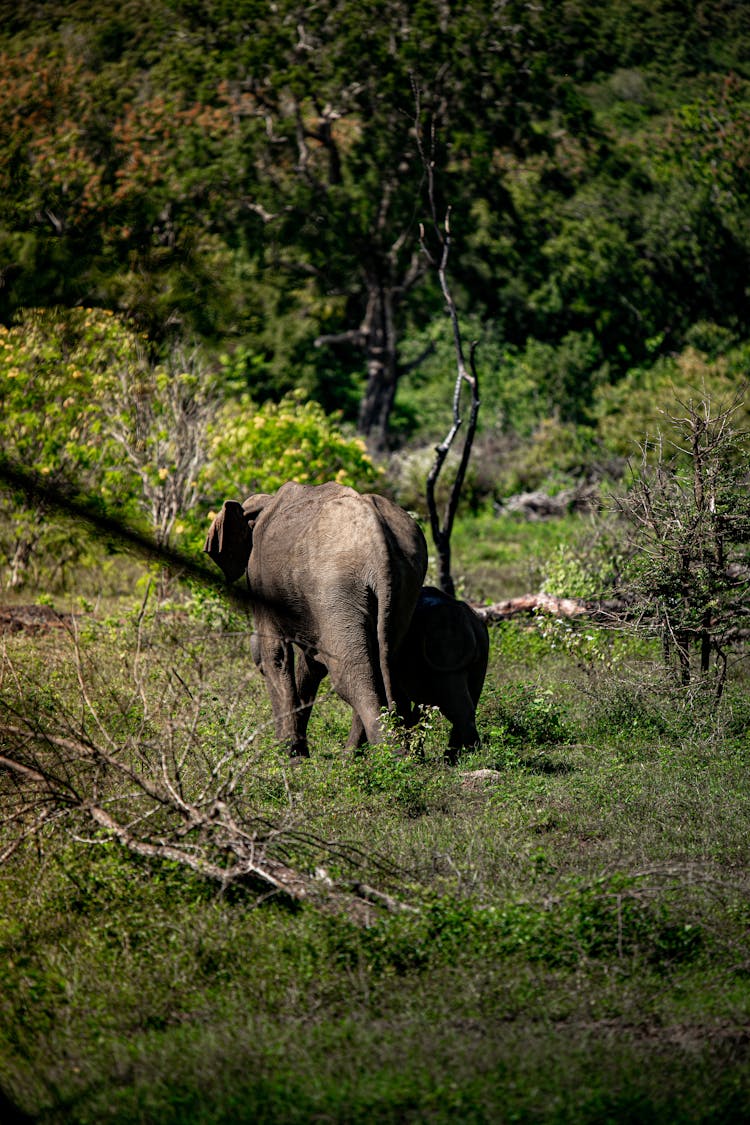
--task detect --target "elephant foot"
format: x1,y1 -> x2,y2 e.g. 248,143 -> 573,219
446,723 -> 480,765
286,738 -> 310,761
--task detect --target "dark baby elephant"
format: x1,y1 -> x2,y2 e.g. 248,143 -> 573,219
349,586 -> 490,762
204,481 -> 427,758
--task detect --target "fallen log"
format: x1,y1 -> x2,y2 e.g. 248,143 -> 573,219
474,593 -> 589,622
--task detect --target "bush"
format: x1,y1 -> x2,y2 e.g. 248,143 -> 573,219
486,683 -> 573,751
351,878 -> 702,975
0,307 -> 144,587
202,390 -> 383,501
594,341 -> 750,461
614,392 -> 750,695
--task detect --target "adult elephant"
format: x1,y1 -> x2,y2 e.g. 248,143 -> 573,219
347,586 -> 489,762
205,481 -> 428,757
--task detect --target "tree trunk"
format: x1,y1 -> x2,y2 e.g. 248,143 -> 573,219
357,281 -> 399,452
5,502 -> 45,590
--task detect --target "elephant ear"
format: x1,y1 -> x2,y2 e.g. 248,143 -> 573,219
422,603 -> 477,674
204,500 -> 252,583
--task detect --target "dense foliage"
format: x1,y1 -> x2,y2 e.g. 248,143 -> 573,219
2,0 -> 750,449
0,307 -> 378,585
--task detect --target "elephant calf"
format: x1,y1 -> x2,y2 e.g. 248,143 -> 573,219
393,586 -> 489,761
349,586 -> 489,762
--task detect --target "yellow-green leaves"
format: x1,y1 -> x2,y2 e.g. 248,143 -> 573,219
204,390 -> 382,498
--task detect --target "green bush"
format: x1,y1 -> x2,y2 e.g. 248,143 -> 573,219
594,342 -> 750,461
352,732 -> 446,819
0,306 -> 145,586
202,390 -> 383,500
486,683 -> 573,751
345,879 -> 703,976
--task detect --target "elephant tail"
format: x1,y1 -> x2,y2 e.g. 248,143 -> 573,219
375,587 -> 396,711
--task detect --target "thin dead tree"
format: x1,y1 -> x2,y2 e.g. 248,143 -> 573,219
417,116 -> 480,597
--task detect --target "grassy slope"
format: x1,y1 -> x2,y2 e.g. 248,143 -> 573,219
1,511 -> 749,1122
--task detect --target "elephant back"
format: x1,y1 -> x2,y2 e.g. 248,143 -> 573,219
410,587 -> 479,674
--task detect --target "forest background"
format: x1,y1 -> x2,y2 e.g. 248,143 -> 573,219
4,5 -> 750,1122
3,0 -> 750,564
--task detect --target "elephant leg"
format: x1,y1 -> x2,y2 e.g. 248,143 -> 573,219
294,647 -> 327,745
467,655 -> 488,711
346,694 -> 413,751
345,712 -> 367,750
324,634 -> 388,747
257,633 -> 310,758
336,681 -> 385,746
441,680 -> 481,765
250,632 -> 263,674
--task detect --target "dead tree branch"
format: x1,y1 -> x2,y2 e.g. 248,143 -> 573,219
0,613 -> 414,925
417,111 -> 480,596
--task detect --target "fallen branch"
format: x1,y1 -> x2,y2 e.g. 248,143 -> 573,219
0,701 -> 416,925
0,604 -> 76,634
475,593 -> 589,622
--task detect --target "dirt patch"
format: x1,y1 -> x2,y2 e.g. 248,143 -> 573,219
0,605 -> 77,634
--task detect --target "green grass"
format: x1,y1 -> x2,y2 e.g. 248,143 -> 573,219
1,513 -> 750,1122
448,508 -> 592,601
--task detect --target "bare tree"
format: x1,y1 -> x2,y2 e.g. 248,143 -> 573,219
417,119 -> 481,597
106,346 -> 217,550
615,393 -> 750,697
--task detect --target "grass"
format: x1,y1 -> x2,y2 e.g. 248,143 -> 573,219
1,511 -> 750,1122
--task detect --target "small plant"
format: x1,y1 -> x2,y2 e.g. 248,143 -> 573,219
487,683 -> 573,753
352,711 -> 447,816
185,579 -> 250,632
535,614 -> 621,681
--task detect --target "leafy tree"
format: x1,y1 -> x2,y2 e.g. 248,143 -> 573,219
219,0 -> 592,447
0,28 -> 261,339
3,1 -> 750,448
0,1 -> 598,444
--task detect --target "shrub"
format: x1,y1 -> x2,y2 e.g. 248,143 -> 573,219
615,393 -> 750,695
349,878 -> 703,976
202,390 -> 383,501
486,683 -> 573,751
594,342 -> 750,461
0,307 -> 143,587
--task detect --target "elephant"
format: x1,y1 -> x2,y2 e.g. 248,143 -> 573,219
348,586 -> 489,762
204,481 -> 428,758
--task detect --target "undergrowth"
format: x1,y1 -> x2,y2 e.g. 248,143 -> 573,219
1,523 -> 750,1122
